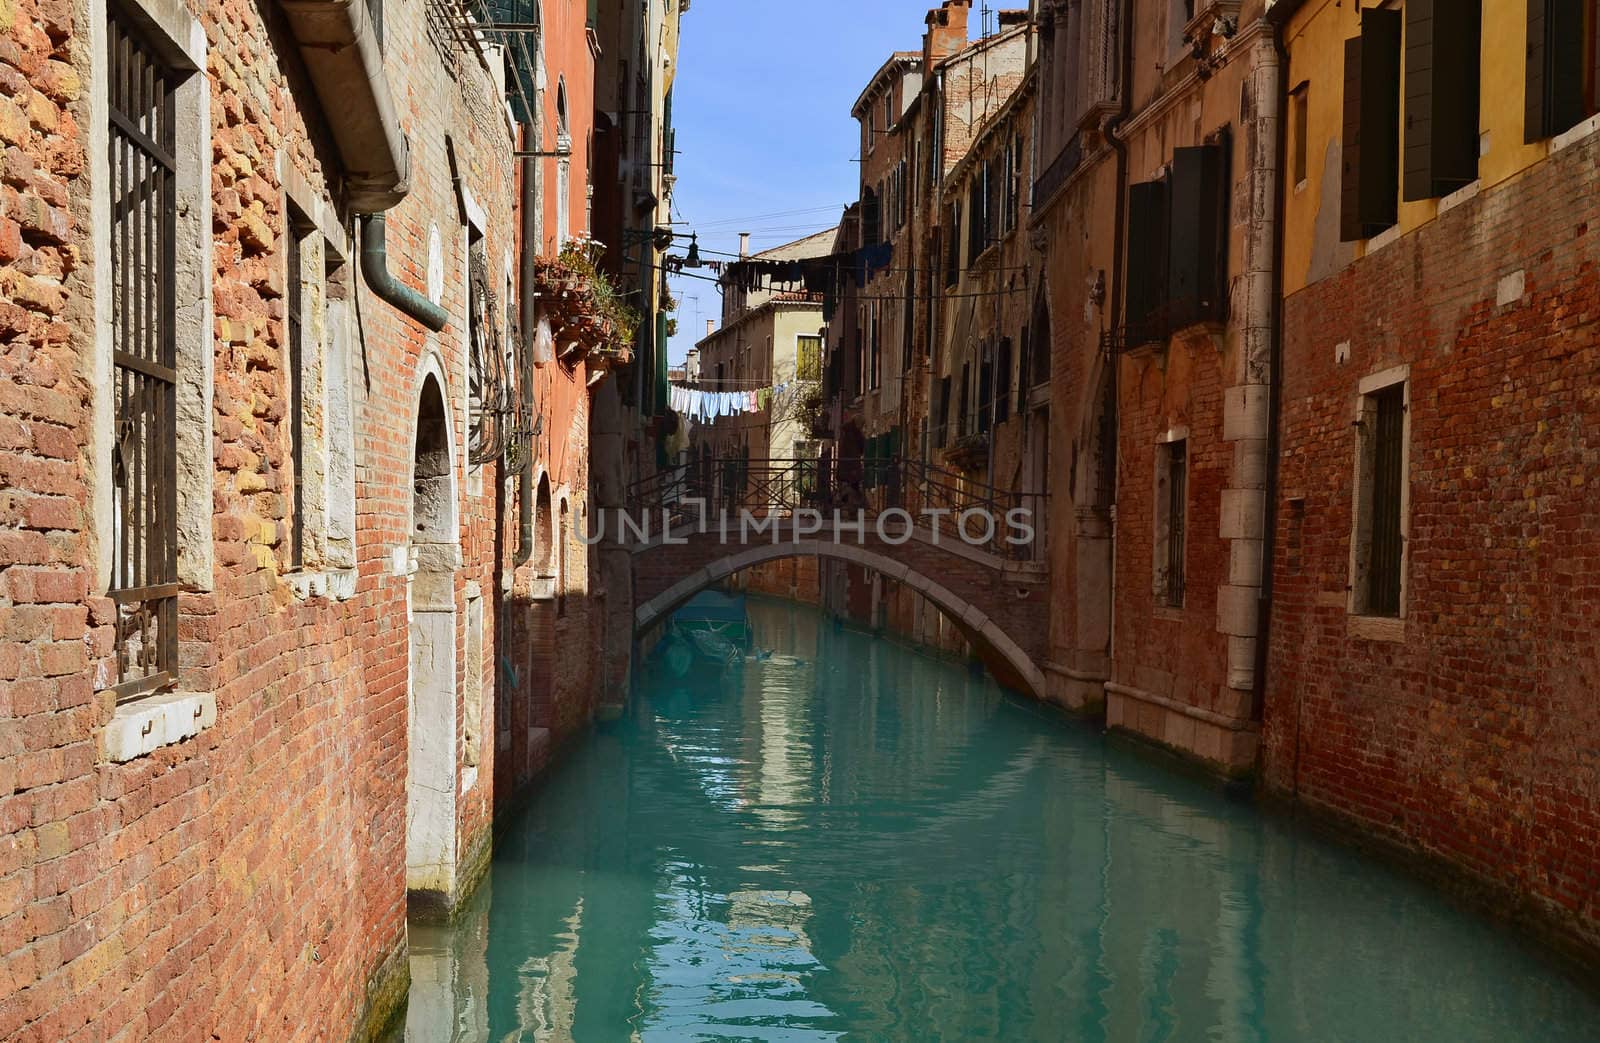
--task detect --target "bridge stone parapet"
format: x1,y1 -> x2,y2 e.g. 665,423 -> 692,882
622,516 -> 1051,698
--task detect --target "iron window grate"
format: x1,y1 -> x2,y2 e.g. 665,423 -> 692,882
1166,441 -> 1187,608
1366,385 -> 1405,616
109,9 -> 181,701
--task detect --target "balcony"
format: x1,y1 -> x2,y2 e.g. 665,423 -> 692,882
533,241 -> 640,370
1031,131 -> 1082,210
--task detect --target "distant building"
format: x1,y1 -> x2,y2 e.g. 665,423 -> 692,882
689,228 -> 836,463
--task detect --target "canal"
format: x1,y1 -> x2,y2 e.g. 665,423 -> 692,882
403,598 -> 1600,1041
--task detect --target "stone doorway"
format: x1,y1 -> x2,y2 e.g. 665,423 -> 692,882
408,372 -> 460,911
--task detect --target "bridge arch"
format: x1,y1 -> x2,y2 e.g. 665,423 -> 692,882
634,540 -> 1048,699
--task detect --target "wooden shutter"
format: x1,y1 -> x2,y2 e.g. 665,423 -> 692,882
1341,34 -> 1366,240
1125,179 -> 1168,332
1527,0 -> 1591,141
1167,139 -> 1227,328
1404,0 -> 1481,201
1341,10 -> 1402,241
1527,0 -> 1551,141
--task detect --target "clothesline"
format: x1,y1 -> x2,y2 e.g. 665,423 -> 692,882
668,380 -> 802,425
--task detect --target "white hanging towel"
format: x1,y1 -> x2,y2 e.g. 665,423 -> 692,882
533,315 -> 555,366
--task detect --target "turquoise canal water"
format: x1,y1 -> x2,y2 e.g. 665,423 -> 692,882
403,599 -> 1600,1041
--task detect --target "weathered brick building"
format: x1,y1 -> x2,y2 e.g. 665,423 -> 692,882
821,1 -> 1038,654
0,0 -> 658,1036
1263,0 -> 1600,967
1026,0 -> 1280,776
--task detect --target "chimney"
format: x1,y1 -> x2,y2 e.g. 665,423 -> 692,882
923,0 -> 972,71
738,232 -> 750,259
706,319 -> 716,337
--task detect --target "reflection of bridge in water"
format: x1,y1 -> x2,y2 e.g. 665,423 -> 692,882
617,456 -> 1052,696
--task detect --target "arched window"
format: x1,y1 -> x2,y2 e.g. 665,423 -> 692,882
535,473 -> 554,577
556,78 -> 571,246
1029,288 -> 1052,389
557,500 -> 570,617
413,375 -> 454,543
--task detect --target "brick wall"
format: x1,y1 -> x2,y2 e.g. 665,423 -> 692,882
0,0 -> 607,1034
1265,129 -> 1600,961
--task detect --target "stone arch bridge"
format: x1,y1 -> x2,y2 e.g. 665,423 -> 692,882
615,458 -> 1051,697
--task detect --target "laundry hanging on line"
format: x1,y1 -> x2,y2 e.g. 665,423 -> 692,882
667,381 -> 778,425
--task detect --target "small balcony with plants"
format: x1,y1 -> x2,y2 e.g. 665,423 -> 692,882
533,236 -> 640,372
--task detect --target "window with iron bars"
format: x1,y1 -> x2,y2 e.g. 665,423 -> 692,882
108,8 -> 186,700
286,207 -> 309,568
1354,381 -> 1406,617
1156,439 -> 1188,608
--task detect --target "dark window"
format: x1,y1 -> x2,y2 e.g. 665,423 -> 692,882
1525,0 -> 1600,141
1403,0 -> 1482,201
287,211 -> 308,567
869,304 -> 881,390
852,326 -> 863,395
1364,384 -> 1406,617
897,161 -> 909,229
967,174 -> 985,263
1164,440 -> 1187,608
862,186 -> 881,246
944,204 -> 961,286
995,337 -> 1013,425
1029,292 -> 1052,387
977,343 -> 993,433
957,362 -> 971,436
1292,83 -> 1309,185
900,282 -> 914,372
933,376 -> 951,448
108,9 -> 184,700
1341,9 -> 1402,240
1004,134 -> 1022,232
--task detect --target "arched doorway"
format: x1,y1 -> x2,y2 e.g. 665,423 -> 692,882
408,371 -> 461,910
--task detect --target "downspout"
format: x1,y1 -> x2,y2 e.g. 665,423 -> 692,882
1254,12 -> 1294,724
359,216 -> 448,332
517,120 -> 540,566
281,0 -> 449,331
1102,0 -> 1135,697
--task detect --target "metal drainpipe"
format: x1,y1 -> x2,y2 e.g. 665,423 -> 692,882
359,213 -> 448,332
1253,18 -> 1292,724
517,120 -> 539,566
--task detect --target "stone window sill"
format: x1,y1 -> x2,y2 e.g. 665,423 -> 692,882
1347,614 -> 1405,643
104,691 -> 217,763
1552,113 -> 1600,154
286,567 -> 357,601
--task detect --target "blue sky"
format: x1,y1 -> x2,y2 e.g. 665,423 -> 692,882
664,0 -> 963,364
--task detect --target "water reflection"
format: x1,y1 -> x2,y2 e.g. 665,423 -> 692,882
406,598 -> 1600,1041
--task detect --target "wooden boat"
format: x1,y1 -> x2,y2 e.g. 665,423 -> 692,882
656,590 -> 751,677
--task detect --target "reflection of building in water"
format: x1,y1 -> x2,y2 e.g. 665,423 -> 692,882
406,883 -> 492,1043
506,897 -> 583,1042
726,889 -> 815,962
741,600 -> 822,829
